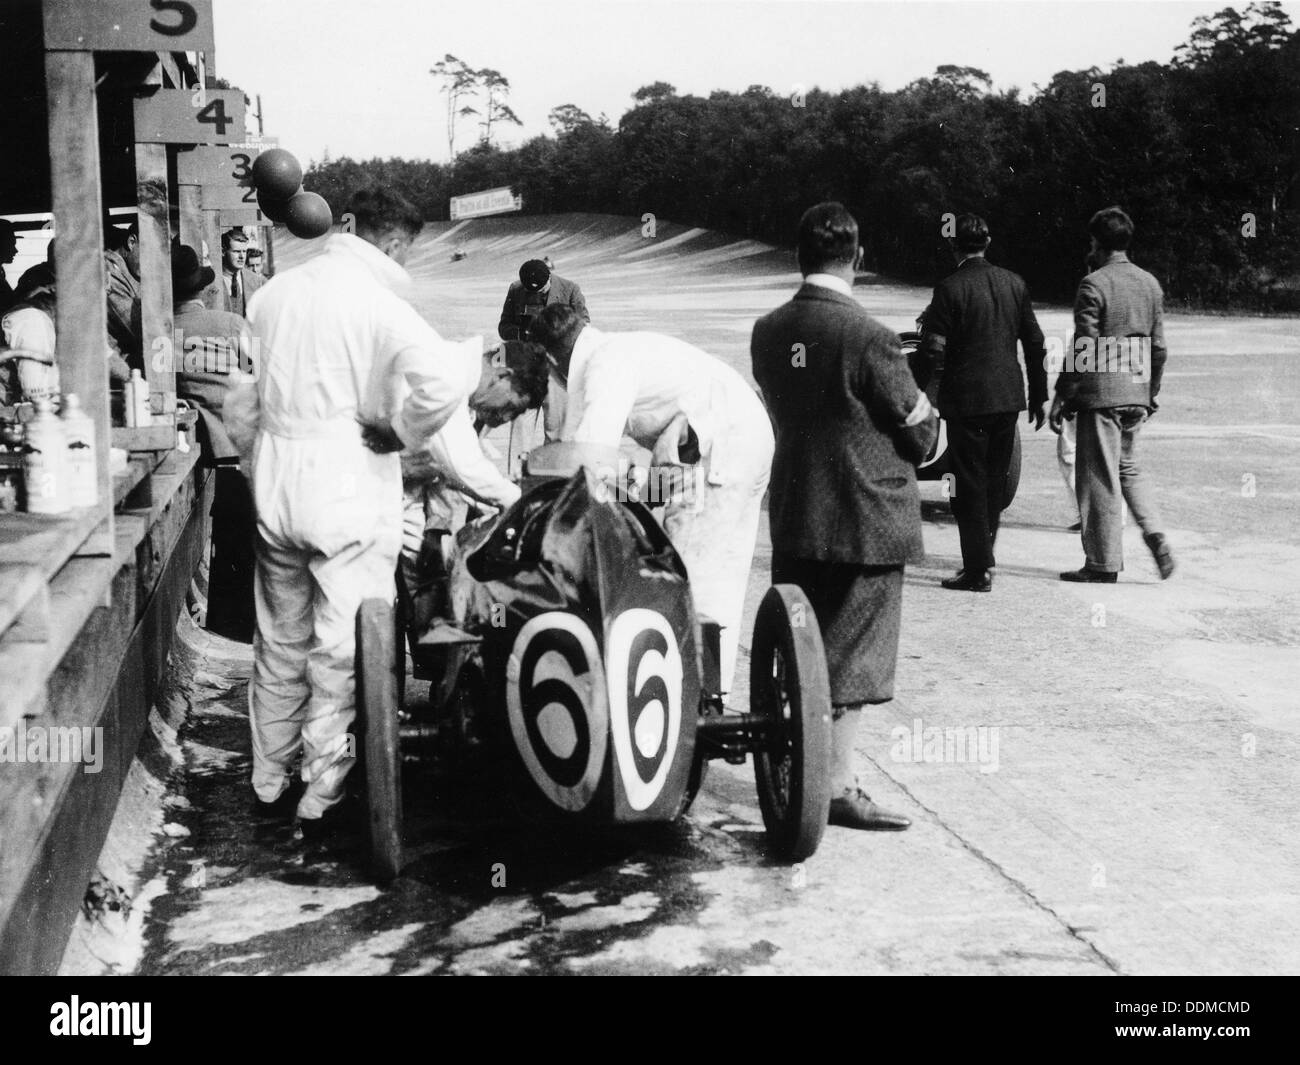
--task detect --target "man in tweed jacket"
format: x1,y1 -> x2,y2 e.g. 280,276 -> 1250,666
752,202 -> 936,832
1050,207 -> 1174,582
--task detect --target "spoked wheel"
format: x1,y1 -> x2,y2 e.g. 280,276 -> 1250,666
749,585 -> 832,861
356,598 -> 403,881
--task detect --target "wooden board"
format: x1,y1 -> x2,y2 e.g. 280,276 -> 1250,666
45,50 -> 113,557
113,423 -> 177,451
0,564 -> 49,643
176,144 -> 261,188
133,88 -> 246,145
136,140 -> 176,401
44,0 -> 215,52
201,184 -> 261,210
0,508 -> 106,583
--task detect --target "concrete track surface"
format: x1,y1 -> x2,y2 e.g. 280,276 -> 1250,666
62,214 -> 1300,976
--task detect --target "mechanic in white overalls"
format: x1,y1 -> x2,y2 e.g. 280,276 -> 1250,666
225,189 -> 527,832
529,304 -> 775,698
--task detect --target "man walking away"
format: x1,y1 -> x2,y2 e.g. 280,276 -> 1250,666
752,202 -> 936,832
225,188 -> 499,835
1051,206 -> 1174,583
920,214 -> 1048,592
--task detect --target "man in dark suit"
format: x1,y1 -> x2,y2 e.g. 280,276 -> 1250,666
920,214 -> 1048,592
1050,206 -> 1174,582
221,228 -> 265,318
499,259 -> 589,441
752,202 -> 936,832
172,243 -> 258,642
498,258 -> 588,342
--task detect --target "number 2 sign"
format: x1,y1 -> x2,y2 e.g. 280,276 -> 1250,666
45,0 -> 215,51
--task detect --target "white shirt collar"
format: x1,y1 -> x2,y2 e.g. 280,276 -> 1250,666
803,273 -> 852,297
325,232 -> 412,292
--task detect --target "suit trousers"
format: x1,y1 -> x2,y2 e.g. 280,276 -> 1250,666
1075,406 -> 1162,572
947,411 -> 1018,572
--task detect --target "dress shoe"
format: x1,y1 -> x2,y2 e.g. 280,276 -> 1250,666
1059,566 -> 1117,583
1144,532 -> 1175,579
828,788 -> 911,831
941,569 -> 992,592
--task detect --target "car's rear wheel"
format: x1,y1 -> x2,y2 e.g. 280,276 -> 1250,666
750,586 -> 832,861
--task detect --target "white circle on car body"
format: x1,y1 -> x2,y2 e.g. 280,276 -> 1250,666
506,612 -> 608,811
606,608 -> 683,812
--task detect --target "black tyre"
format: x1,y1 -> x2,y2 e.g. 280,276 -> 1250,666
749,586 -> 833,861
356,598 -> 403,881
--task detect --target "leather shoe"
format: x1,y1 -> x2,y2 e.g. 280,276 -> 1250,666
1059,566 -> 1117,583
941,569 -> 992,592
828,788 -> 911,831
1144,532 -> 1175,580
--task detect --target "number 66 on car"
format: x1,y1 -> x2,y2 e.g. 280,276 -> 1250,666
356,444 -> 836,880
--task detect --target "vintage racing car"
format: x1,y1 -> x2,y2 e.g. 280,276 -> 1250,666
355,444 -> 833,880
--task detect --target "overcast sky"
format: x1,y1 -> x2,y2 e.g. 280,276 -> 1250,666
213,0 -> 1298,165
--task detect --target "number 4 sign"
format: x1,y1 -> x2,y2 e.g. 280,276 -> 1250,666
45,0 -> 215,51
134,89 -> 247,144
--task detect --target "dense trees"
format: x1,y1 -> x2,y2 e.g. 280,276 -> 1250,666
307,4 -> 1299,309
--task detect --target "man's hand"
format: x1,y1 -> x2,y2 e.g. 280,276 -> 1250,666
358,418 -> 404,454
1048,396 -> 1068,435
1029,400 -> 1049,431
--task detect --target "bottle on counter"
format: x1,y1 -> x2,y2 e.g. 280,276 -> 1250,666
22,397 -> 69,514
61,392 -> 98,508
124,369 -> 152,428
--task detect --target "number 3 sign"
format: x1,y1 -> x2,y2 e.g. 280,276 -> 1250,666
45,0 -> 215,51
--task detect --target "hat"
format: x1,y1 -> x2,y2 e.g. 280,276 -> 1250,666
519,259 -> 551,291
172,243 -> 215,299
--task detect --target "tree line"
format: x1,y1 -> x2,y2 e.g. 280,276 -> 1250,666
305,4 -> 1300,311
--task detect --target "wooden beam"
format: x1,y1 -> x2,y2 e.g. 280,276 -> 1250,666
44,49 -> 113,555
136,142 -> 176,411
137,59 -> 176,412
201,208 -> 225,311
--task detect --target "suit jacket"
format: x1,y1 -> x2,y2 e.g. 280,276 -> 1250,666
921,256 -> 1047,417
1056,251 -> 1167,410
173,300 -> 254,462
104,248 -> 142,369
751,283 -> 936,565
222,266 -> 265,319
498,274 -> 588,340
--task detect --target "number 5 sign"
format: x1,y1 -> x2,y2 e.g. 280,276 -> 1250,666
134,89 -> 246,144
44,0 -> 215,51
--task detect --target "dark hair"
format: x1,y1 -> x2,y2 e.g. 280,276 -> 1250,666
953,213 -> 991,253
1089,206 -> 1134,251
796,202 -> 858,275
344,187 -> 424,241
221,228 -> 250,249
502,340 -> 551,409
104,217 -> 138,251
530,303 -> 586,356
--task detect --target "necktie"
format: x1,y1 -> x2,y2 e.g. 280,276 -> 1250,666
231,271 -> 241,306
